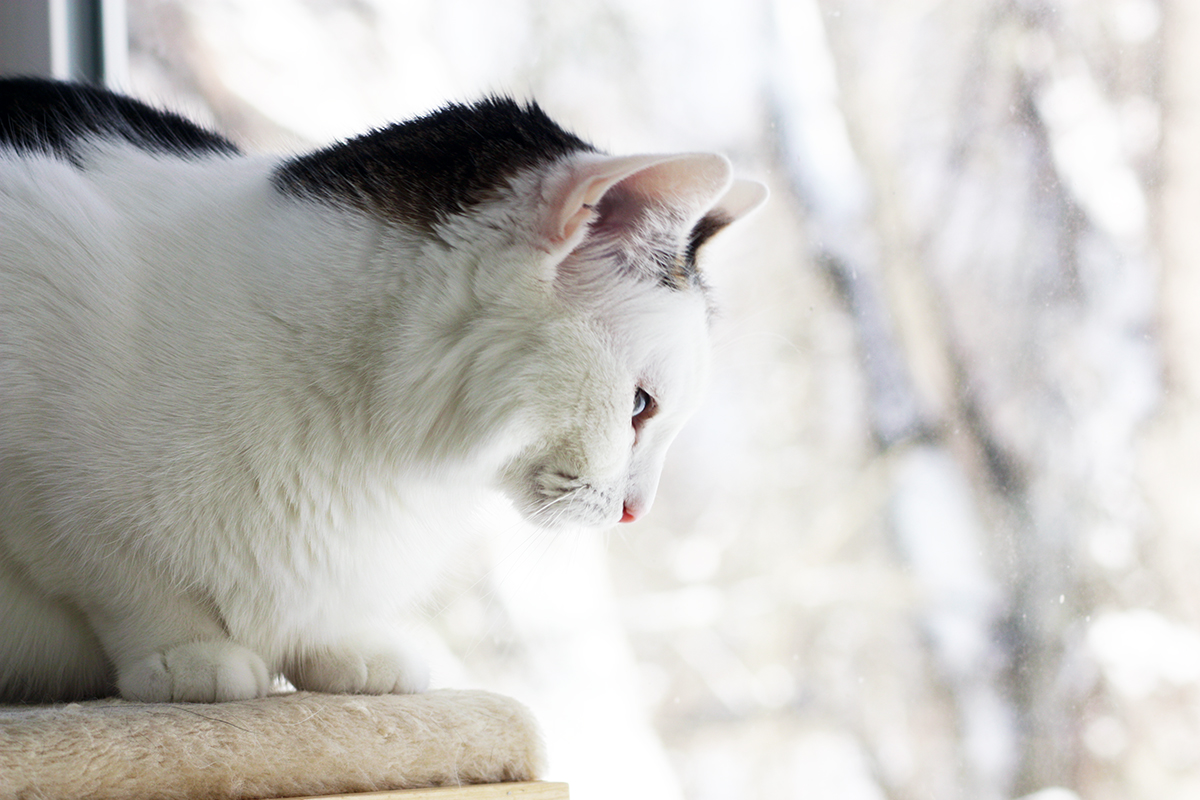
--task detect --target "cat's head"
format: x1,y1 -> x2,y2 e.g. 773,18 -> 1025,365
289,100 -> 766,528
492,149 -> 767,529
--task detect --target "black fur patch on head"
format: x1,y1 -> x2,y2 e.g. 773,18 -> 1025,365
683,212 -> 732,278
273,97 -> 595,233
653,212 -> 731,291
0,78 -> 240,164
653,249 -> 694,291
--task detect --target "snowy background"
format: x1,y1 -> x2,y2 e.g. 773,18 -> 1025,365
120,1 -> 1200,798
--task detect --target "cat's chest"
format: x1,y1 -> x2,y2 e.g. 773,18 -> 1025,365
221,473 -> 486,614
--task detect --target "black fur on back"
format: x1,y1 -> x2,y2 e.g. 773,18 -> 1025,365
273,97 -> 596,233
0,78 -> 239,164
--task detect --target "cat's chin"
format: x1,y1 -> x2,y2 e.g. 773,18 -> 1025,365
499,486 -> 622,530
498,464 -> 628,530
508,494 -> 625,531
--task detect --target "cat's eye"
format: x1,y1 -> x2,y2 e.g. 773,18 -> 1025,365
632,388 -> 656,426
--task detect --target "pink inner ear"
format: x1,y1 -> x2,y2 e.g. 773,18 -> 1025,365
614,153 -> 734,216
547,154 -> 677,248
546,152 -> 736,250
712,179 -> 769,224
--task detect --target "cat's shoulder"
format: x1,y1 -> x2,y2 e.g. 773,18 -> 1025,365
0,78 -> 239,164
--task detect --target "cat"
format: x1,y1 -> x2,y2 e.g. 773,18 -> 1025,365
0,78 -> 765,703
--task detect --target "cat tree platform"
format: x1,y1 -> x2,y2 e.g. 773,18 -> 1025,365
0,689 -> 566,800
287,783 -> 567,799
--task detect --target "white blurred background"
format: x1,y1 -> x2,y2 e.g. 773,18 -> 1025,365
72,0 -> 1200,798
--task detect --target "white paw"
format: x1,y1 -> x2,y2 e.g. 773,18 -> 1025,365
118,640 -> 271,702
288,637 -> 430,695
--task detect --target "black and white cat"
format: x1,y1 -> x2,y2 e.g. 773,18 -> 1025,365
0,79 -> 765,703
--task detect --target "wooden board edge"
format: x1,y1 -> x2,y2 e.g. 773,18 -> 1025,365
283,780 -> 569,799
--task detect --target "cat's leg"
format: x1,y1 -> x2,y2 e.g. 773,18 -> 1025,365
0,558 -> 114,701
86,580 -> 272,703
285,630 -> 430,695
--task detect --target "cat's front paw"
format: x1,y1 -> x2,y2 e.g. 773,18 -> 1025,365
118,640 -> 271,702
287,637 -> 430,695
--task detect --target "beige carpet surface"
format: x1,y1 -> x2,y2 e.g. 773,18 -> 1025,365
0,689 -> 546,800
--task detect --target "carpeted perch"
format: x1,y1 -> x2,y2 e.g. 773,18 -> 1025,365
0,689 -> 549,800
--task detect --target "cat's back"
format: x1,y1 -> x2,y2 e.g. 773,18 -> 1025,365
0,78 -> 238,164
0,81 -> 254,436
0,78 -> 258,312
0,78 -> 250,239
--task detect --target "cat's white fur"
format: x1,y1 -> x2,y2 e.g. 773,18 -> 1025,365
0,128 -> 764,702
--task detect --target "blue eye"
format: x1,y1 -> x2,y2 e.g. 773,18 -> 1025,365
633,388 -> 656,425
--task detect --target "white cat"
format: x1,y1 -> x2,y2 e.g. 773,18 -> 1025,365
0,80 -> 765,703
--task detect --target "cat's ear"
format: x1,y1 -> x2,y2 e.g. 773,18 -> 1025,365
542,152 -> 738,252
686,178 -> 770,253
710,179 -> 770,224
